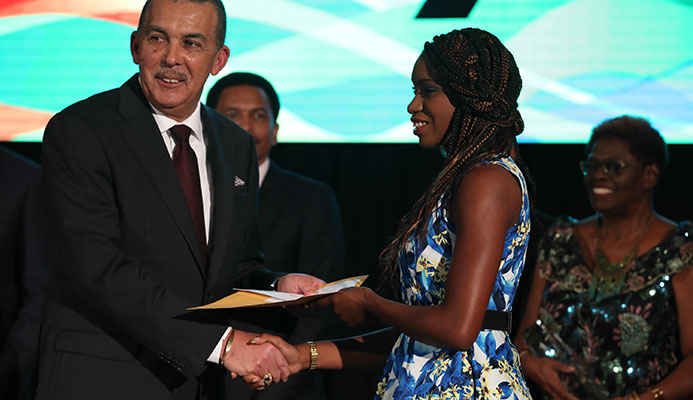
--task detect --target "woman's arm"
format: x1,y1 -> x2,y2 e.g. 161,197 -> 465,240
335,164 -> 522,350
243,328 -> 398,388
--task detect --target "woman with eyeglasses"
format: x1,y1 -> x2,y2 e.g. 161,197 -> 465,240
514,115 -> 693,400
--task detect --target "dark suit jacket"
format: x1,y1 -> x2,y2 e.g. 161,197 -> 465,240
0,146 -> 46,400
259,162 -> 344,283
36,75 -> 277,399
225,164 -> 344,400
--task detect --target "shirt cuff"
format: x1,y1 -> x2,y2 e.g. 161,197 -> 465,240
207,327 -> 233,364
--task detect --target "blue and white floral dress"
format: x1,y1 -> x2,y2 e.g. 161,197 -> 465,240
375,157 -> 532,400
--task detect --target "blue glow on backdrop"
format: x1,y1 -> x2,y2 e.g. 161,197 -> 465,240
0,0 -> 691,143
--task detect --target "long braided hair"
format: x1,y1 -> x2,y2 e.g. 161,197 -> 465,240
379,28 -> 526,296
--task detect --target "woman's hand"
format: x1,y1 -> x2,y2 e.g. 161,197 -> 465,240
522,354 -> 579,400
221,330 -> 289,383
249,334 -> 303,373
331,287 -> 374,326
242,333 -> 304,390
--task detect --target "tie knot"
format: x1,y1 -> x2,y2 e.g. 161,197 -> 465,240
170,124 -> 192,143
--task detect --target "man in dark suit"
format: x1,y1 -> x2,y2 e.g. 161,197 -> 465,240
207,73 -> 345,399
0,146 -> 46,400
206,73 -> 345,286
36,1 -> 322,398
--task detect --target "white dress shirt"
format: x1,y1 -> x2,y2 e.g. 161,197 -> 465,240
147,101 -> 230,363
150,102 -> 211,242
258,158 -> 270,188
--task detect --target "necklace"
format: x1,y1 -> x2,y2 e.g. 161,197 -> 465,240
589,212 -> 655,300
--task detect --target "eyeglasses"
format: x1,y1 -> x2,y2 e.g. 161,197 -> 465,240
579,159 -> 638,176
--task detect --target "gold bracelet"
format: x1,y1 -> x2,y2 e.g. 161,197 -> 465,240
650,387 -> 664,399
307,341 -> 318,370
625,392 -> 641,400
220,329 -> 235,365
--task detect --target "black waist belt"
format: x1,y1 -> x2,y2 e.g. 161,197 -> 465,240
481,310 -> 512,332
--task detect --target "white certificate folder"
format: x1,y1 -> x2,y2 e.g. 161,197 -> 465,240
187,275 -> 368,310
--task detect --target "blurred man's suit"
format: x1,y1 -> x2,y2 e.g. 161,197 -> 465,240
259,161 -> 344,288
0,146 -> 46,400
227,162 -> 345,400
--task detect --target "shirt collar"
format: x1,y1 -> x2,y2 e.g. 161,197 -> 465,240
258,158 -> 270,187
139,77 -> 204,139
150,101 -> 204,141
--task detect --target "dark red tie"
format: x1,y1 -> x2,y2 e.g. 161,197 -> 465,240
170,124 -> 207,263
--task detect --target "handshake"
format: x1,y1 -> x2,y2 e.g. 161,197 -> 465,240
217,273 -> 373,390
220,329 -> 310,391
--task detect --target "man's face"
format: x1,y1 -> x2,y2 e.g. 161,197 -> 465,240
131,0 -> 229,121
215,84 -> 278,164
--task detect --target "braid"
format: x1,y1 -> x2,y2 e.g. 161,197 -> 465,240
378,28 -> 525,296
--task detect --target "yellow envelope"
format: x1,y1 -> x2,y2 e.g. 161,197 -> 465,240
187,275 -> 368,310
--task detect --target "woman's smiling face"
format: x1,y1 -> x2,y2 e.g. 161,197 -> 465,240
407,55 -> 455,149
583,136 -> 648,213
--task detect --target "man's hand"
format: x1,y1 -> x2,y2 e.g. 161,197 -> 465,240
221,330 -> 290,383
277,273 -> 324,295
241,334 -> 304,390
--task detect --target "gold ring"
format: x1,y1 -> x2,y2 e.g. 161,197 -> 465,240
263,372 -> 273,385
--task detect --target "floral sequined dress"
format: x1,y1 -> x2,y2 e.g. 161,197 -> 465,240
523,218 -> 693,399
375,157 -> 532,400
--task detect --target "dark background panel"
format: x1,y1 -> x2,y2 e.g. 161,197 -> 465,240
4,140 -> 691,399
4,141 -> 691,279
273,142 -> 693,282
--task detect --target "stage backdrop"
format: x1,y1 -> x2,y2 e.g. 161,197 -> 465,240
1,0 -> 692,143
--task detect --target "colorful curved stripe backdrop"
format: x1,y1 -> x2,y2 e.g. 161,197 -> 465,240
1,0 -> 692,143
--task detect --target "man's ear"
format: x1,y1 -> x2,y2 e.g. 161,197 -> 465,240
131,31 -> 141,64
271,123 -> 279,146
643,164 -> 660,190
211,45 -> 230,76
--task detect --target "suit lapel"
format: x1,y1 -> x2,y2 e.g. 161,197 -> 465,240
116,75 -> 206,275
203,106 -> 236,282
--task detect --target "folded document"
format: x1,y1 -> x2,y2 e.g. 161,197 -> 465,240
188,275 -> 368,310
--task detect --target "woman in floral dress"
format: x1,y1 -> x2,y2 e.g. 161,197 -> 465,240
515,115 -> 693,400
246,28 -> 534,399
